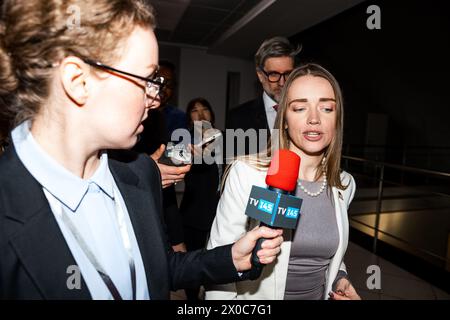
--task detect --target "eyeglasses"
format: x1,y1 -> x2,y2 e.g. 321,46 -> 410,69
259,68 -> 292,83
82,58 -> 165,108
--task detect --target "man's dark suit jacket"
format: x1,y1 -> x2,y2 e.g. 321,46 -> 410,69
226,95 -> 270,156
133,108 -> 184,246
0,146 -> 241,299
179,162 -> 220,232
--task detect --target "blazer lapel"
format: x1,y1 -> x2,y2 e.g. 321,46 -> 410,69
3,147 -> 91,299
109,159 -> 170,300
9,206 -> 92,299
255,96 -> 270,132
332,187 -> 347,254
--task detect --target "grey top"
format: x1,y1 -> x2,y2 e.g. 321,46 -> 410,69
284,180 -> 339,300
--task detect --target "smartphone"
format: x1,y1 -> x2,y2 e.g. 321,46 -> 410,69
159,142 -> 192,166
196,131 -> 222,148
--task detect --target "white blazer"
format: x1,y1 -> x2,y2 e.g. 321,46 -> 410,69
205,160 -> 356,300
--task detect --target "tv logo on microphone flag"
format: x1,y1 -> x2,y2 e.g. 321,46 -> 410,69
285,207 -> 300,219
245,186 -> 303,229
256,199 -> 274,214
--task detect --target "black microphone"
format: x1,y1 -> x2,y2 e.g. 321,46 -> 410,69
244,149 -> 302,279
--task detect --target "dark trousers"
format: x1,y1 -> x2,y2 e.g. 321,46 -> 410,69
183,225 -> 210,300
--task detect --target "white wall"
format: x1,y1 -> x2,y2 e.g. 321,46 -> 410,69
178,48 -> 258,130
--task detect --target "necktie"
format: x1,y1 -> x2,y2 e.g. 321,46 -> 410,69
273,104 -> 279,112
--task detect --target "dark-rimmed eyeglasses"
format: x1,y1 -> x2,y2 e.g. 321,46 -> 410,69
259,68 -> 292,83
82,58 -> 165,108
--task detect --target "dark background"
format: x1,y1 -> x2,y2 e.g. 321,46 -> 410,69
291,0 -> 450,172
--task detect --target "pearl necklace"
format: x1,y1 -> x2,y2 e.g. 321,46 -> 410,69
297,158 -> 327,197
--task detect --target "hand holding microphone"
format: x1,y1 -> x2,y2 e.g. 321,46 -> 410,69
244,149 -> 303,279
230,226 -> 284,272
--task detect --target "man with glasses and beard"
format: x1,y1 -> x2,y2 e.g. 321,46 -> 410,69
226,37 -> 301,156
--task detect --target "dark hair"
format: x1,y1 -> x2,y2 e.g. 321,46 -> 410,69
0,0 -> 155,144
159,60 -> 176,73
186,97 -> 215,127
158,60 -> 176,89
254,36 -> 302,69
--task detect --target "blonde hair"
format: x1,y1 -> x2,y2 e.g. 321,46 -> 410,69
222,63 -> 348,191
0,0 -> 155,144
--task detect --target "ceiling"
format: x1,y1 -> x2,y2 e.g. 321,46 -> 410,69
151,0 -> 367,59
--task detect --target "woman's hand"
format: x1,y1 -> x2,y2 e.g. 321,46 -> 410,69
231,226 -> 283,271
329,278 -> 361,300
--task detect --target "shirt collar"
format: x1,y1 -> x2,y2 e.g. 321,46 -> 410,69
11,121 -> 114,212
89,151 -> 114,200
263,91 -> 278,112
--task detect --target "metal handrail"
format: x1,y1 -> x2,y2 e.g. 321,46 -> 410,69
344,143 -> 450,150
344,144 -> 450,150
342,155 -> 450,262
350,219 -> 447,263
343,155 -> 450,178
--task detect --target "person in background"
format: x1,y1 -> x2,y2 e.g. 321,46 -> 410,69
206,63 -> 361,300
180,97 -> 222,300
159,61 -> 187,138
133,60 -> 188,253
0,0 -> 284,299
226,36 -> 301,155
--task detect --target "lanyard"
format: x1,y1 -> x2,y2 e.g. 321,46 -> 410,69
44,187 -> 136,300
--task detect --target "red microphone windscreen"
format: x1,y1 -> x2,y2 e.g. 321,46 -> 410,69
265,149 -> 301,192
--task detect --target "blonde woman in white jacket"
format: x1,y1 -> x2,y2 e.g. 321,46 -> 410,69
206,63 -> 360,300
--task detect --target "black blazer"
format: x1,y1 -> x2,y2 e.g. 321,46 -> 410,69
226,96 -> 270,155
0,146 -> 241,299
